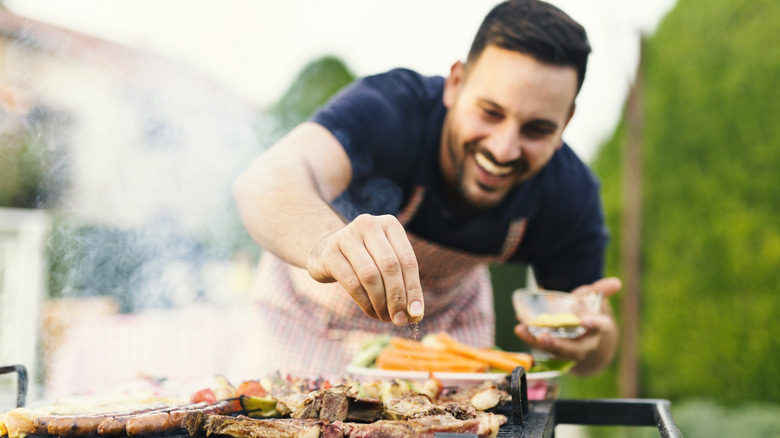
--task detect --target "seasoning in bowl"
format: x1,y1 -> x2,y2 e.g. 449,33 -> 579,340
513,289 -> 601,338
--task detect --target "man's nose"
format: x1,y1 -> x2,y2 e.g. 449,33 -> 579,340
485,124 -> 522,163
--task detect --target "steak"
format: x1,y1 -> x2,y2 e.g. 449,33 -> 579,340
323,413 -> 505,438
202,415 -> 325,438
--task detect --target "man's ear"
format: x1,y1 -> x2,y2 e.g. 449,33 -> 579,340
566,102 -> 577,126
443,61 -> 465,109
557,103 -> 577,149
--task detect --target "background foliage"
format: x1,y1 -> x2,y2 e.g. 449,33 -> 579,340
0,107 -> 68,209
267,55 -> 355,135
580,0 -> 780,406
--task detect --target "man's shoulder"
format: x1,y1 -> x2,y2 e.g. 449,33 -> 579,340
524,144 -> 602,218
363,68 -> 444,100
542,144 -> 600,191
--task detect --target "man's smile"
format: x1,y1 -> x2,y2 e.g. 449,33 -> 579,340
475,151 -> 514,176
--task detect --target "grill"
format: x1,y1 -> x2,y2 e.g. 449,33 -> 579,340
494,368 -> 682,437
2,364 -> 681,437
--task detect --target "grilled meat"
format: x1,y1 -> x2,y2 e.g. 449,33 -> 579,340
202,414 -> 325,438
324,413 -> 505,438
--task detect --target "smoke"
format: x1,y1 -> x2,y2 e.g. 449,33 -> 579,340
1,21 -> 272,314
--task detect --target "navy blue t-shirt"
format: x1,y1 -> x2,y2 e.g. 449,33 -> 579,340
310,68 -> 608,291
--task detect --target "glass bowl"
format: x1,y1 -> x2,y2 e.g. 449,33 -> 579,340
512,289 -> 602,338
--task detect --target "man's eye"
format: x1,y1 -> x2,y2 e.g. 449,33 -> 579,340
482,108 -> 502,119
522,125 -> 553,138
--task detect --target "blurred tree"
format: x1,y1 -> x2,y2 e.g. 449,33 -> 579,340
267,55 -> 355,136
582,0 -> 780,405
0,106 -> 69,209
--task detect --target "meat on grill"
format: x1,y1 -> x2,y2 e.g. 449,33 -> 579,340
273,385 -> 382,423
194,413 -> 505,438
382,394 -> 448,420
325,413 -> 504,438
125,400 -> 233,436
200,415 -> 325,438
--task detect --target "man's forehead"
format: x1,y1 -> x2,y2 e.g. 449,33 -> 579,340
467,46 -> 576,82
463,46 -> 578,114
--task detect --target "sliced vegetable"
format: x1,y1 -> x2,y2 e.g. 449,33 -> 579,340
529,358 -> 576,373
213,375 -> 237,401
434,332 -> 533,373
240,395 -> 280,418
350,334 -> 391,368
487,350 -> 534,371
376,346 -> 490,373
191,388 -> 217,404
236,380 -> 267,398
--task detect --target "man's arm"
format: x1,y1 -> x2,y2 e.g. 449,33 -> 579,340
233,122 -> 424,325
233,122 -> 351,267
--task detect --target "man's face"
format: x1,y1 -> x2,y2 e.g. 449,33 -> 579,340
440,46 -> 578,212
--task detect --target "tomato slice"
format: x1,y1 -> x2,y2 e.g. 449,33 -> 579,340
191,388 -> 217,404
236,380 -> 267,398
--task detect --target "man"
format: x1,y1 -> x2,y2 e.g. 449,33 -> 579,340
234,0 -> 620,379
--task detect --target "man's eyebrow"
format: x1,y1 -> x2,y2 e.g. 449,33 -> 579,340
477,98 -> 560,130
476,97 -> 502,109
526,119 -> 558,129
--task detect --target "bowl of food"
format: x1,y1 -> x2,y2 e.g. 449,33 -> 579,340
512,289 -> 602,338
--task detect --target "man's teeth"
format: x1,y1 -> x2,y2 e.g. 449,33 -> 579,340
475,153 -> 513,176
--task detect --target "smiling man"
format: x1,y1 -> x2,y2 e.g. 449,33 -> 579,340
234,0 -> 620,379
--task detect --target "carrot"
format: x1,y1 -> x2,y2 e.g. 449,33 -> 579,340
376,353 -> 489,373
435,332 -> 530,373
389,337 -> 428,350
490,350 -> 534,371
376,347 -> 490,373
379,347 -> 489,366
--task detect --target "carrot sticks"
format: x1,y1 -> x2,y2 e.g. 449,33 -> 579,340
435,332 -> 533,372
372,333 -> 533,374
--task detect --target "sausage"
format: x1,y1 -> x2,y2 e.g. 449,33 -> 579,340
47,415 -> 113,437
125,402 -> 223,437
46,406 -> 170,437
97,403 -> 206,436
197,400 -> 233,416
33,416 -> 57,435
125,413 -> 179,437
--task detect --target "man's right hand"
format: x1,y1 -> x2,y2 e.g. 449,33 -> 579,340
306,213 -> 425,326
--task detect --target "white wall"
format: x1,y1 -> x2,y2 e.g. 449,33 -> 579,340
0,207 -> 49,400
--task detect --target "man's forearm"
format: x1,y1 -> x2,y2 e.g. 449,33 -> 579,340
233,153 -> 346,269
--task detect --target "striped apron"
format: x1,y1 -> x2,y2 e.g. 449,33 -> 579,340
245,186 -> 527,380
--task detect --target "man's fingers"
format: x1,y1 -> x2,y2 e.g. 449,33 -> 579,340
572,277 -> 622,298
323,247 -> 380,320
359,216 -> 411,324
383,218 -> 424,323
338,233 -> 391,322
307,214 -> 423,325
306,231 -> 382,320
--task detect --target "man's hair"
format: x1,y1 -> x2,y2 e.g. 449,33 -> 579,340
467,0 -> 591,93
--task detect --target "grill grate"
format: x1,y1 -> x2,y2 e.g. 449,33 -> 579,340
1,364 -> 681,437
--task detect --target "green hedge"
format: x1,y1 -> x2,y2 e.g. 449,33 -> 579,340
589,0 -> 780,404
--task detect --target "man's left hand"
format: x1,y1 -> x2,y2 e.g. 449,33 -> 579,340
514,277 -> 622,376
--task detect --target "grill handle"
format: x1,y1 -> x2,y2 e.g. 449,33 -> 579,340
509,366 -> 528,430
0,364 -> 28,408
551,398 -> 682,438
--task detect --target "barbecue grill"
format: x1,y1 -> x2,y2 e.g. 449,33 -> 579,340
1,364 -> 682,437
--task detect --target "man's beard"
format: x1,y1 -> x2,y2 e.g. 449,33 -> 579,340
447,140 -> 530,212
